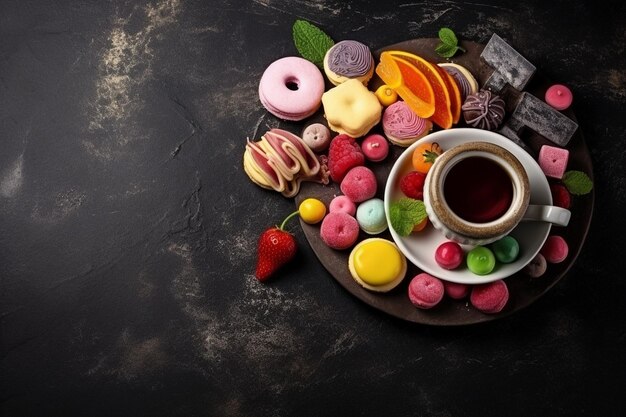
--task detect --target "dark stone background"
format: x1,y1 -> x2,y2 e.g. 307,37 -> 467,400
1,0 -> 624,416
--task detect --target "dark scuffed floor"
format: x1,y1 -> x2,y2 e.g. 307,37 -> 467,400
1,0 -> 625,416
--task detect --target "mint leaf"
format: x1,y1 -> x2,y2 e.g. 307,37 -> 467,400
438,27 -> 458,47
562,170 -> 593,195
389,198 -> 428,237
435,43 -> 459,59
435,28 -> 465,58
292,20 -> 334,67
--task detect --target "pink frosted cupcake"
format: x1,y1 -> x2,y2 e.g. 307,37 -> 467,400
382,101 -> 432,147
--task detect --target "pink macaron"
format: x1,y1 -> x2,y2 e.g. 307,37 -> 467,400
444,281 -> 470,300
340,166 -> 377,203
408,273 -> 445,309
470,280 -> 509,314
329,195 -> 357,216
258,57 -> 325,121
320,212 -> 360,250
540,235 -> 569,264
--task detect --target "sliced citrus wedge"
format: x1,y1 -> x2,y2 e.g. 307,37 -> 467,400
394,57 -> 435,113
375,51 -> 402,89
438,67 -> 462,124
376,52 -> 435,118
386,50 -> 454,129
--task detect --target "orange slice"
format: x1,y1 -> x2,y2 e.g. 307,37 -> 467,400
376,52 -> 435,118
395,58 -> 435,112
386,50 -> 454,129
437,67 -> 462,124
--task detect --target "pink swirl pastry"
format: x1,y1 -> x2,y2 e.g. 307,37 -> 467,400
382,101 -> 433,147
243,128 -> 329,197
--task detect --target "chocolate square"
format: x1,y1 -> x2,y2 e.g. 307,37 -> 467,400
481,33 -> 536,93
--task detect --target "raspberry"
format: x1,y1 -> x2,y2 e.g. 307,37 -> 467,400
399,171 -> 426,199
327,134 -> 365,183
550,183 -> 571,209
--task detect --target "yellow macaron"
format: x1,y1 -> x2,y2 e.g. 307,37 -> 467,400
348,238 -> 407,292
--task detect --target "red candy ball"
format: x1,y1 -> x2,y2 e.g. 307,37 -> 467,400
435,241 -> 464,270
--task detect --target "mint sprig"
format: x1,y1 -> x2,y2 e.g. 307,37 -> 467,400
562,170 -> 593,195
435,28 -> 465,58
389,198 -> 428,237
292,20 -> 334,67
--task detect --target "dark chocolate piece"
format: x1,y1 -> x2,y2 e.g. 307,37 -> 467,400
480,33 -> 536,93
498,92 -> 578,147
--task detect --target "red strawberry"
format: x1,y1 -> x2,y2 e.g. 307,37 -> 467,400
400,171 -> 427,199
327,134 -> 365,183
550,183 -> 571,209
255,226 -> 297,281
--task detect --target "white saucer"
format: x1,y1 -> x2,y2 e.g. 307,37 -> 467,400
384,128 -> 552,284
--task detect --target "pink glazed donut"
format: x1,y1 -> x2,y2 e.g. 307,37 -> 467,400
258,57 -> 325,121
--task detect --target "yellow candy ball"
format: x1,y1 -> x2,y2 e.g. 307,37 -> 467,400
375,85 -> 398,106
299,198 -> 327,224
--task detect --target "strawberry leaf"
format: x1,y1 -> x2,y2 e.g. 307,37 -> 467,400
422,149 -> 441,164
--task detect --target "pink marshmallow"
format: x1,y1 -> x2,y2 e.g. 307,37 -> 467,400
444,281 -> 470,300
361,134 -> 389,162
540,235 -> 569,263
340,166 -> 377,203
320,212 -> 360,250
329,195 -> 357,216
470,280 -> 509,314
538,145 -> 569,179
408,273 -> 444,309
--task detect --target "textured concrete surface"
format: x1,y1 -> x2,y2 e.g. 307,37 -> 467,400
1,0 -> 625,416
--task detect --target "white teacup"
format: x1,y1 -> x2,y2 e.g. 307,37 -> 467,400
423,141 -> 570,246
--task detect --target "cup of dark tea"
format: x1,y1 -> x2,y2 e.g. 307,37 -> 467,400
423,141 -> 571,246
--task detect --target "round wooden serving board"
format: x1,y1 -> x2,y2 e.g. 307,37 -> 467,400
294,38 -> 594,326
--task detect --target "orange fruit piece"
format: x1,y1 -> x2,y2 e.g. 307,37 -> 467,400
376,52 -> 435,118
413,217 -> 429,232
438,67 -> 462,124
386,51 -> 454,129
412,142 -> 443,174
394,58 -> 436,115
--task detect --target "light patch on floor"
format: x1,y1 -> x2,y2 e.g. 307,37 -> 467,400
0,154 -> 24,198
30,189 -> 86,225
85,0 -> 182,160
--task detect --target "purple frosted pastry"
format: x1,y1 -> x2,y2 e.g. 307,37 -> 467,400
462,90 -> 506,131
323,40 -> 374,86
439,63 -> 479,102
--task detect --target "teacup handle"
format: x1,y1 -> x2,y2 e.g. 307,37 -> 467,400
522,204 -> 571,226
